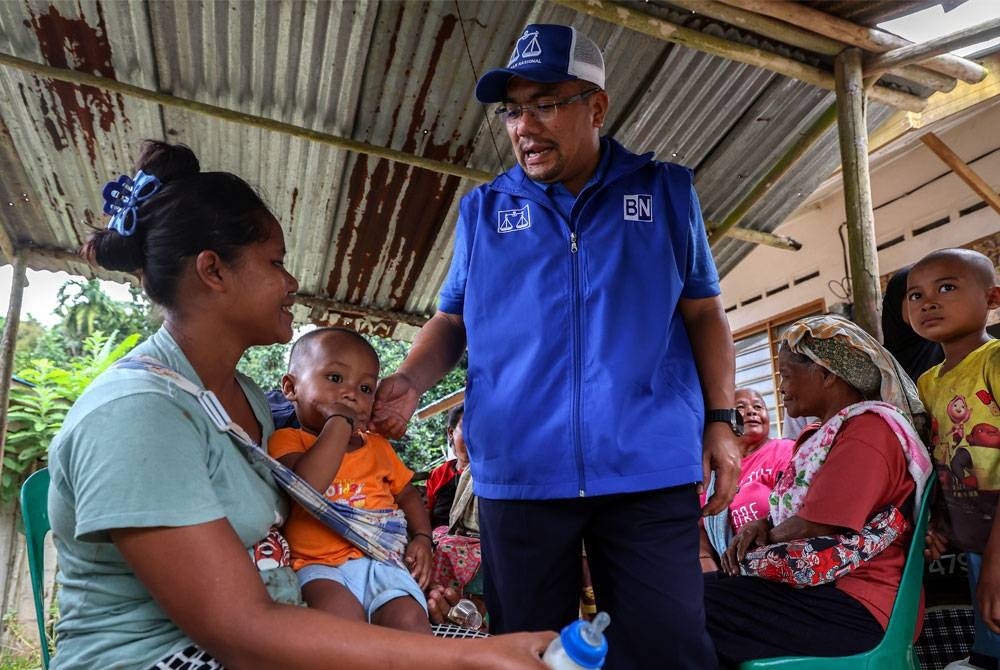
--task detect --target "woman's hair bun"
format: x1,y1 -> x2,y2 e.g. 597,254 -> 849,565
135,140 -> 200,183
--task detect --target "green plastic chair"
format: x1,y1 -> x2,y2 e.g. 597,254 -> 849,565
20,467 -> 51,669
740,479 -> 934,670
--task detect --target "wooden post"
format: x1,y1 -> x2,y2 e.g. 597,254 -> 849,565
921,132 -> 1000,216
835,49 -> 881,340
0,249 -> 28,481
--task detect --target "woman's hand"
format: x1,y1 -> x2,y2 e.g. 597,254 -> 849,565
476,633 -> 554,669
720,519 -> 769,576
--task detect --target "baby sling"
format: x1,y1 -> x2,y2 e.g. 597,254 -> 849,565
114,356 -> 408,568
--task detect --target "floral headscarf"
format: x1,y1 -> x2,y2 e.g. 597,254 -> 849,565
780,314 -> 924,423
771,315 -> 933,524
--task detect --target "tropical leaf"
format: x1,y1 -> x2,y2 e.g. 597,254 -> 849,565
3,329 -> 141,503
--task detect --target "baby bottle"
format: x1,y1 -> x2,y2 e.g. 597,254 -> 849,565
542,612 -> 610,669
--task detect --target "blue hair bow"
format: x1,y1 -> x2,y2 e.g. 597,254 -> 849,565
102,170 -> 161,237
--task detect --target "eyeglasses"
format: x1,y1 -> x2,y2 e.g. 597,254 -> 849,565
494,88 -> 601,125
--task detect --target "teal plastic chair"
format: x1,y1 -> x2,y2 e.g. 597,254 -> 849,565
740,479 -> 934,670
20,467 -> 51,669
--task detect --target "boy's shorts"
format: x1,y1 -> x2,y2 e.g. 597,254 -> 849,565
296,557 -> 428,622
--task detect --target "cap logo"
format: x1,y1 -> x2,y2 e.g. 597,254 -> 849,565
508,29 -> 543,67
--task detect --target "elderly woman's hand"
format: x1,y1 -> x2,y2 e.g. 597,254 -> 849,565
720,518 -> 770,576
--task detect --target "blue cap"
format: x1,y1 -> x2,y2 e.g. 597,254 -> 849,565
559,620 -> 608,669
475,24 -> 605,103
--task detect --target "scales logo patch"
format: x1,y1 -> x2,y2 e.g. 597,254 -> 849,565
623,194 -> 653,222
497,204 -> 531,233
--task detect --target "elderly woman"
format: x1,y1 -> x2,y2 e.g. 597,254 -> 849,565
704,315 -> 932,666
701,389 -> 795,570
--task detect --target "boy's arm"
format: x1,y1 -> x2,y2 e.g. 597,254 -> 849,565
396,483 -> 433,589
277,415 -> 355,492
978,500 -> 1000,634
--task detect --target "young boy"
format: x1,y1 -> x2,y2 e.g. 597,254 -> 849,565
268,327 -> 433,633
908,248 -> 1000,669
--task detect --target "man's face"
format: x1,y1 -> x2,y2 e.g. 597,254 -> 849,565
502,77 -> 608,195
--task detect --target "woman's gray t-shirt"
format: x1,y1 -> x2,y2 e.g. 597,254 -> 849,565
48,328 -> 288,669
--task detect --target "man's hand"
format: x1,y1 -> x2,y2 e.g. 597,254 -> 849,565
371,373 -> 421,439
701,422 -> 741,516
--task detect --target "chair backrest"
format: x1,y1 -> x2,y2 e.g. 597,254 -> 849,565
20,467 -> 51,669
879,478 -> 934,653
739,478 -> 935,670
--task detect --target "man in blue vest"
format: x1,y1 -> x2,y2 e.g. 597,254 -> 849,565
374,23 -> 741,669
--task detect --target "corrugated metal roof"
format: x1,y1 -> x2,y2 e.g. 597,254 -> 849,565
0,0 -> 989,339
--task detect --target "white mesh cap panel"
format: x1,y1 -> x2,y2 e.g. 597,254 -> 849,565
567,28 -> 605,89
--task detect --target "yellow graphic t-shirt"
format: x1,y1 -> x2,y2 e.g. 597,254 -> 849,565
918,338 -> 1000,552
268,428 -> 413,570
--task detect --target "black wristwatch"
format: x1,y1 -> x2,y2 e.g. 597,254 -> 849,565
706,409 -> 744,436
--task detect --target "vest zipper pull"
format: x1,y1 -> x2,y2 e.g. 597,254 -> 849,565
570,232 -> 578,253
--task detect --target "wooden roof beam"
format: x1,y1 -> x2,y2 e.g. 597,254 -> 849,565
921,132 -> 1000,216
0,52 -> 496,185
553,0 -> 927,111
717,0 -> 987,84
868,54 -> 1000,155
669,0 -> 956,93
865,18 -> 1000,79
719,226 -> 802,251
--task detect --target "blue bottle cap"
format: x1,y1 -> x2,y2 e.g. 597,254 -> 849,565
560,620 -> 608,668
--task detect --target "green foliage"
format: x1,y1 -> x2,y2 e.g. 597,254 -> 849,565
238,343 -> 291,392
3,332 -> 140,503
0,316 -> 46,374
0,608 -> 43,668
44,280 -> 158,363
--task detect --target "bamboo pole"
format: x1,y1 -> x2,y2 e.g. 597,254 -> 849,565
0,249 -> 28,483
865,18 -> 1000,79
0,52 -> 496,185
717,0 -> 987,84
668,0 -> 956,92
920,132 -> 1000,216
835,49 -> 881,340
551,0 -> 927,112
415,388 -> 466,421
708,103 -> 838,245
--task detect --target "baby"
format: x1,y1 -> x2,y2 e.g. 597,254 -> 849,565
268,328 -> 433,632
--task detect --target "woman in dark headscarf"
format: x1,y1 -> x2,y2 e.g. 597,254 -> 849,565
883,265 -> 944,381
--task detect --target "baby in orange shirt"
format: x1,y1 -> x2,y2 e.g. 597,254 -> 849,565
268,328 -> 433,633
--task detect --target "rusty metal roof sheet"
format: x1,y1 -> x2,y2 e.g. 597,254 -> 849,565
0,0 -> 988,339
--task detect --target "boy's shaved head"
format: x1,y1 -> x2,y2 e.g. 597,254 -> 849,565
911,248 -> 998,289
288,327 -> 379,374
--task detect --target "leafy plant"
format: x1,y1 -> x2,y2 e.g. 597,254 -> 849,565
3,332 -> 140,503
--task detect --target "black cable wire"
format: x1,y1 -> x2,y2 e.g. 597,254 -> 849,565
454,0 -> 505,175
